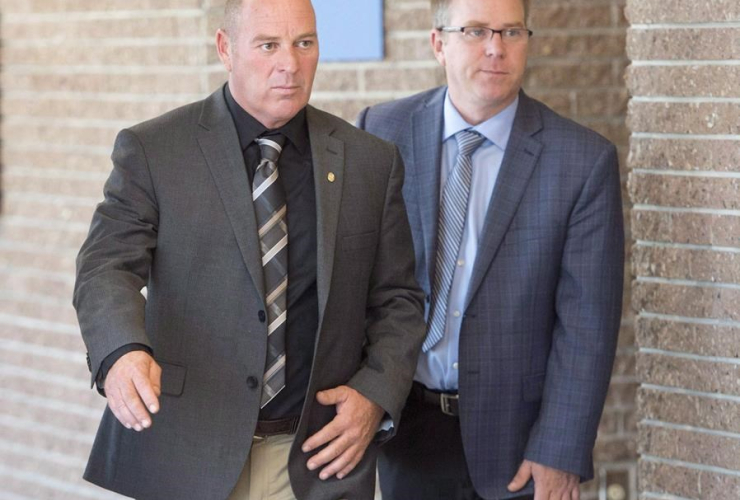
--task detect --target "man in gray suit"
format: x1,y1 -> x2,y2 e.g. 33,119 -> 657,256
73,0 -> 425,498
357,0 -> 624,498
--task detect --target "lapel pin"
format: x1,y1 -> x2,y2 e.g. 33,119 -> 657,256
328,172 -> 336,183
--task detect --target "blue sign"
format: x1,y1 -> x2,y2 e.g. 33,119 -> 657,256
313,0 -> 384,61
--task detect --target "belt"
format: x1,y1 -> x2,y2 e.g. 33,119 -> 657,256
409,381 -> 460,417
254,417 -> 300,438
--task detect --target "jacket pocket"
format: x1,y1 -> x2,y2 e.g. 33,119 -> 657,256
159,361 -> 187,397
522,372 -> 545,402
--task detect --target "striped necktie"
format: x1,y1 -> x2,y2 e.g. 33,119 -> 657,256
423,130 -> 485,352
253,134 -> 289,408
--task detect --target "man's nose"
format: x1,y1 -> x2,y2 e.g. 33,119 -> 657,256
484,32 -> 506,57
277,47 -> 300,72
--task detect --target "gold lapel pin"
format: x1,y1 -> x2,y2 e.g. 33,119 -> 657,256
328,172 -> 336,183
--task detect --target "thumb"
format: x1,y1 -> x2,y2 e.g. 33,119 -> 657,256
508,460 -> 532,492
315,386 -> 347,406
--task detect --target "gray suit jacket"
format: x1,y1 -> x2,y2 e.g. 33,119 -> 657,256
358,87 -> 624,499
73,86 -> 426,500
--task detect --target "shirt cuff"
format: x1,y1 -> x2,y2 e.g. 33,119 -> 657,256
95,343 -> 152,396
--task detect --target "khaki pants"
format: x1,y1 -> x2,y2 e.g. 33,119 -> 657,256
229,434 -> 297,500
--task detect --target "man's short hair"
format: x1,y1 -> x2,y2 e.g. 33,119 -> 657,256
223,0 -> 243,37
431,0 -> 530,28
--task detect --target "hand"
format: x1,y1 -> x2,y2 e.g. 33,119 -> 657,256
104,351 -> 161,431
301,385 -> 384,481
508,459 -> 580,500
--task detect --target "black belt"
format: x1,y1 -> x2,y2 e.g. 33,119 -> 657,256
409,381 -> 460,416
254,416 -> 300,438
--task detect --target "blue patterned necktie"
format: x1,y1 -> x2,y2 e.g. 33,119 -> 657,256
253,134 -> 288,408
423,130 -> 485,352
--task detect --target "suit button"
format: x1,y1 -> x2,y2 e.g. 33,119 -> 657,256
246,376 -> 259,389
258,310 -> 266,322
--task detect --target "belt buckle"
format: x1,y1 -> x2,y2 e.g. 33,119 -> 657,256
440,393 -> 458,416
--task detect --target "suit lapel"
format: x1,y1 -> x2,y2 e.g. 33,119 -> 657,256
465,92 -> 544,309
306,106 -> 345,327
196,87 -> 265,299
411,88 -> 446,287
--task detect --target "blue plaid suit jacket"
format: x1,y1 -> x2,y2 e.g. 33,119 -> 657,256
358,87 -> 624,499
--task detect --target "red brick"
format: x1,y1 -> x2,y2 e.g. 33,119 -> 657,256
631,209 -> 740,248
629,173 -> 740,210
640,460 -> 740,500
627,28 -> 740,61
0,0 -> 201,12
633,245 -> 740,283
628,101 -> 740,135
629,138 -> 740,172
639,386 -> 740,433
637,317 -> 740,358
628,65 -> 740,98
633,281 -> 740,322
364,66 -> 445,92
626,0 -> 740,24
3,16 -> 203,40
638,351 -> 740,397
639,425 -> 740,471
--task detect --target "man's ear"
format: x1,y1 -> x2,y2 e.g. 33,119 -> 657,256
430,29 -> 446,67
216,29 -> 232,72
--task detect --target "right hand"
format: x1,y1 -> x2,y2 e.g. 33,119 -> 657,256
104,351 -> 161,431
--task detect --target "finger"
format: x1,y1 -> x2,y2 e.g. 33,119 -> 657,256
533,485 -> 548,500
507,461 -> 532,492
316,387 -> 346,406
318,445 -> 357,481
149,362 -> 162,399
108,391 -> 138,430
571,485 -> 580,500
336,450 -> 364,480
302,419 -> 343,452
307,435 -> 351,472
133,369 -> 160,414
120,381 -> 152,429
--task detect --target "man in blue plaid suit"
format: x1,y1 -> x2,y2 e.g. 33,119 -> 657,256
357,0 -> 624,498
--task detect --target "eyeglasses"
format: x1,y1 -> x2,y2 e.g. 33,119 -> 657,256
437,26 -> 533,44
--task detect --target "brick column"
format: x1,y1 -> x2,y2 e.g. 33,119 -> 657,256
626,1 -> 740,498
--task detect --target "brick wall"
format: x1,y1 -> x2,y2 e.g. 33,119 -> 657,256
0,1 -> 634,498
625,1 -> 740,499
0,1 -> 218,497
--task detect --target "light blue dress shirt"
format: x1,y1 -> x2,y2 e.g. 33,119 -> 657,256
415,91 -> 519,391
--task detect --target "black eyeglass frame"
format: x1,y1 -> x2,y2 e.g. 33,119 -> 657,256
436,26 -> 534,41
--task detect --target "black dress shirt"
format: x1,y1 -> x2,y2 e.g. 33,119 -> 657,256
224,84 -> 318,420
97,85 -> 319,420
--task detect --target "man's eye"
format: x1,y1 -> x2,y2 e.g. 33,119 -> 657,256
504,29 -> 521,38
261,43 -> 277,51
297,40 -> 314,48
466,28 -> 486,38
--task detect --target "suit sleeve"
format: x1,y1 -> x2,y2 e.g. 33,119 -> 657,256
523,143 -> 624,479
346,144 -> 426,439
73,129 -> 158,388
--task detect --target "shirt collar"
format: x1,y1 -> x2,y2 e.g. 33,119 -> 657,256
224,83 -> 309,154
442,89 -> 519,151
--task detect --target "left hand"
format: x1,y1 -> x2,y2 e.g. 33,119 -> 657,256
301,385 -> 384,480
507,459 -> 580,500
